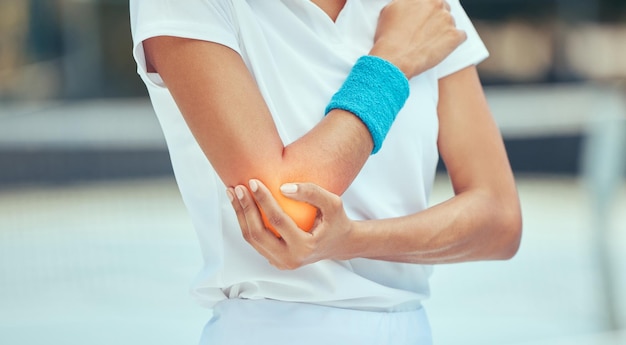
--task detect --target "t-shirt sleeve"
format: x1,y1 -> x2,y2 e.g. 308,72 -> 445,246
129,0 -> 240,88
435,0 -> 489,79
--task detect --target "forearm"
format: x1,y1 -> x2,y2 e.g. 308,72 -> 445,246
146,38 -> 393,231
280,110 -> 372,194
347,189 -> 522,264
255,109 -> 372,230
225,64 -> 522,269
147,41 -> 370,169
343,66 -> 522,265
270,55 -> 410,222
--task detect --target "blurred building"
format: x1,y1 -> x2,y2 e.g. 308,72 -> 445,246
0,0 -> 144,102
1,0 -> 625,101
465,1 -> 626,84
0,0 -> 625,180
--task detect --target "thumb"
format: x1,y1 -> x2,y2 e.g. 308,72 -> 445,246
280,182 -> 342,216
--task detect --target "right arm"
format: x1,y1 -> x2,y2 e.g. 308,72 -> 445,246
144,37 -> 372,231
142,0 -> 465,231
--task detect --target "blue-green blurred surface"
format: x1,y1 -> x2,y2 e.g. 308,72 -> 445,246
0,175 -> 624,344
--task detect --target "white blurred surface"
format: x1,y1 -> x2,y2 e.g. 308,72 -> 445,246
0,175 -> 624,344
426,174 -> 626,345
0,178 -> 207,344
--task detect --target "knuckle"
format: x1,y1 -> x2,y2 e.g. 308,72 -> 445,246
438,10 -> 452,24
253,189 -> 266,203
241,230 -> 253,243
240,200 -> 254,213
274,262 -> 287,270
308,185 -> 324,199
446,12 -> 456,25
276,260 -> 292,271
242,228 -> 262,244
458,30 -> 468,42
301,240 -> 317,259
427,0 -> 442,8
448,29 -> 465,45
267,213 -> 283,228
329,194 -> 343,210
250,231 -> 263,243
285,259 -> 302,270
310,186 -> 322,198
444,25 -> 458,38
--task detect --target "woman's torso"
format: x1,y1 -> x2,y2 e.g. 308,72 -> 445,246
130,0 -> 486,312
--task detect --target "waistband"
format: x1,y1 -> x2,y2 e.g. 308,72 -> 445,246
200,298 -> 432,345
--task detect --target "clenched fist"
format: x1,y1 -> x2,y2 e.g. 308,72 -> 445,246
369,0 -> 467,79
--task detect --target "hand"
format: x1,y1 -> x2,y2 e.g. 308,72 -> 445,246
369,0 -> 467,78
227,179 -> 356,270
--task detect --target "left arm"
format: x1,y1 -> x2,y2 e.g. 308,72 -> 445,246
230,65 -> 522,268
349,65 -> 522,263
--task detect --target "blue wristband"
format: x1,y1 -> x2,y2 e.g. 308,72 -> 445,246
325,55 -> 410,154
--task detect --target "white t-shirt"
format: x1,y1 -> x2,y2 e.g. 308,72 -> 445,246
130,0 -> 488,312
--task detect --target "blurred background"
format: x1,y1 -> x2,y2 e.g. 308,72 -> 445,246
0,0 -> 625,344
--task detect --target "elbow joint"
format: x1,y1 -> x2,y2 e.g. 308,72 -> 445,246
497,207 -> 523,260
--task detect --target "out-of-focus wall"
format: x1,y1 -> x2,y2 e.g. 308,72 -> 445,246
0,0 -> 47,100
464,1 -> 626,84
475,19 -> 626,83
565,24 -> 626,79
1,0 -> 625,178
1,0 -> 626,103
0,0 -> 144,102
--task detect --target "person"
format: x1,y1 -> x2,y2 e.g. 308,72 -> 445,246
130,0 -> 522,344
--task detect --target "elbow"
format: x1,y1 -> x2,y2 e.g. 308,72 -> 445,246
494,201 -> 523,260
498,220 -> 522,260
477,188 -> 522,261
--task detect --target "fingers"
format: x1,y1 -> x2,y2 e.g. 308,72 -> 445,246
227,187 -> 250,236
248,179 -> 304,242
227,185 -> 283,260
439,1 -> 466,45
231,180 -> 317,270
457,29 -> 467,44
443,0 -> 451,12
228,181 -> 349,270
280,182 -> 342,218
440,1 -> 456,26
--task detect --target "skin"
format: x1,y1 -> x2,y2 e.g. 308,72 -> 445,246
144,0 -> 522,270
144,0 -> 464,232
231,66 -> 522,269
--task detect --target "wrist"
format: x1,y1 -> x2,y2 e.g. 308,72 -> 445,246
368,43 -> 427,79
325,55 -> 410,154
341,219 -> 377,260
368,44 -> 409,78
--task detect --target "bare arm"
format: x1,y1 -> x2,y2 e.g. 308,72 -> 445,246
229,66 -> 522,268
144,37 -> 372,230
142,0 -> 465,231
350,66 -> 522,263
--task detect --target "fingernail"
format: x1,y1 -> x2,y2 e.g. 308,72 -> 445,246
226,189 -> 234,202
235,186 -> 245,200
280,183 -> 298,194
249,179 -> 258,192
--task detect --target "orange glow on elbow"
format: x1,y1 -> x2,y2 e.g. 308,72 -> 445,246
260,194 -> 317,237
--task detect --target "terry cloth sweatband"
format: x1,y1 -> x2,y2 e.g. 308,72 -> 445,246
325,55 -> 410,154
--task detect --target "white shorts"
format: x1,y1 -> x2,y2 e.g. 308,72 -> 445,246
199,299 -> 432,345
